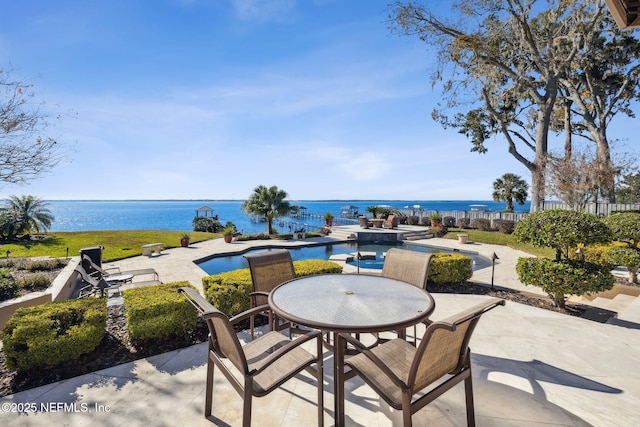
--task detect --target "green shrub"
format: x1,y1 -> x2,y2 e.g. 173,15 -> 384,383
203,269 -> 254,317
1,297 -> 106,371
124,281 -> 197,344
568,244 -> 617,268
516,258 -> 614,308
202,259 -> 343,317
602,212 -> 640,248
292,259 -> 342,276
0,268 -> 18,302
457,218 -> 470,228
408,216 -> 420,225
235,233 -> 271,241
15,272 -> 51,290
24,258 -> 68,271
192,216 -> 223,233
493,219 -> 515,234
428,253 -> 473,284
420,216 -> 430,226
514,209 -> 612,261
472,218 -> 492,231
443,216 -> 456,227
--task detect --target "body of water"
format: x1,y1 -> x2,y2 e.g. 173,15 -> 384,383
44,200 -> 530,232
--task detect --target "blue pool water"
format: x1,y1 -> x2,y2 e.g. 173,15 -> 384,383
197,242 -> 492,275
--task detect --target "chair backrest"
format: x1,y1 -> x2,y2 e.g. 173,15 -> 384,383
81,254 -> 107,277
178,287 -> 249,373
244,249 -> 296,300
409,298 -> 505,391
381,248 -> 432,289
75,265 -> 109,290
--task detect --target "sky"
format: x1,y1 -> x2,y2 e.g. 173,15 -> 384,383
0,0 -> 637,201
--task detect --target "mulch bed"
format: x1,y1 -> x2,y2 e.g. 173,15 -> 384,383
0,281 -> 590,398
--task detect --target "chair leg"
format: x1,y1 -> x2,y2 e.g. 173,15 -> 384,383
205,354 -> 215,417
316,336 -> 324,427
243,379 -> 253,427
464,368 -> 475,427
402,392 -> 413,427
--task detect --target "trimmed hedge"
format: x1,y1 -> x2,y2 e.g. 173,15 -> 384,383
124,281 -> 198,344
516,258 -> 614,308
493,219 -> 515,234
456,218 -> 471,229
1,297 -> 106,371
568,244 -> 617,269
472,218 -> 492,231
0,268 -> 18,302
203,259 -> 343,317
428,253 -> 473,284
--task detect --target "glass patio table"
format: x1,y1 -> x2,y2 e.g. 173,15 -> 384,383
269,273 -> 435,426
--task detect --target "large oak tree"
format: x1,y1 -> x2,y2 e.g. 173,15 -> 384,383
389,0 -> 638,211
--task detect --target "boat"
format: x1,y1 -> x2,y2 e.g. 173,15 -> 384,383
469,204 -> 491,212
340,205 -> 359,219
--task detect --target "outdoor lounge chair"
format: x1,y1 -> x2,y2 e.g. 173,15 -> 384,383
244,249 -> 298,338
178,287 -> 324,427
74,265 -> 122,297
381,248 -> 433,344
81,254 -> 159,283
339,297 -> 505,427
358,215 -> 372,228
383,214 -> 398,228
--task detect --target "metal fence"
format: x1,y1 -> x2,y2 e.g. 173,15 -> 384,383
541,202 -> 640,216
399,202 -> 640,227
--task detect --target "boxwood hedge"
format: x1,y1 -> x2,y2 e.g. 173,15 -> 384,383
1,297 -> 106,371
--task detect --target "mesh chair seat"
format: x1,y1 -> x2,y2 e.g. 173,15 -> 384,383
346,338 -> 417,407
244,331 -> 318,395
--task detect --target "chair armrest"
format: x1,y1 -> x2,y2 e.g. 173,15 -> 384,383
104,266 -> 121,274
249,291 -> 270,307
250,330 -> 322,374
229,304 -> 273,325
338,333 -> 409,390
178,287 -> 216,314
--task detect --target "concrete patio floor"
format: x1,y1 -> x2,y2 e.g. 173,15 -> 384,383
1,232 -> 639,426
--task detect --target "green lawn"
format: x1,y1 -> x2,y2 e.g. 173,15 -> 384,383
0,227 -> 549,263
0,230 -> 219,262
444,228 -> 554,258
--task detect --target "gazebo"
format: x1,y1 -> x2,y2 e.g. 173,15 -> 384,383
195,206 -> 216,218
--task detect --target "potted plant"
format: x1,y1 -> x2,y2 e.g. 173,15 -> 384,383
324,212 -> 335,227
429,212 -> 443,228
223,221 -> 236,243
180,233 -> 190,247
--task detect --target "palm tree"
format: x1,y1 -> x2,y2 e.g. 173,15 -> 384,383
2,195 -> 54,238
241,185 -> 290,235
492,174 -> 529,212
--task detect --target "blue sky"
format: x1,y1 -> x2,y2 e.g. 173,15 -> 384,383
0,0 -> 636,200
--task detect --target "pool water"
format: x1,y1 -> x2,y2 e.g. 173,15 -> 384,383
197,242 -> 492,275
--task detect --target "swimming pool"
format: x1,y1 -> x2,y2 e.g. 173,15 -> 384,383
197,242 -> 492,275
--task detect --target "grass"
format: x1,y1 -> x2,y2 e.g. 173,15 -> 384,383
443,228 -> 555,258
0,230 -> 219,262
0,227 -> 550,263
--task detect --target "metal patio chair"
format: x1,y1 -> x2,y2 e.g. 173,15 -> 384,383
339,297 -> 505,427
178,287 -> 324,427
381,247 -> 433,344
81,254 -> 159,283
244,249 -> 297,337
74,265 -> 122,297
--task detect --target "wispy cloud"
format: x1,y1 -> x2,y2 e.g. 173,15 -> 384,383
229,0 -> 296,23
